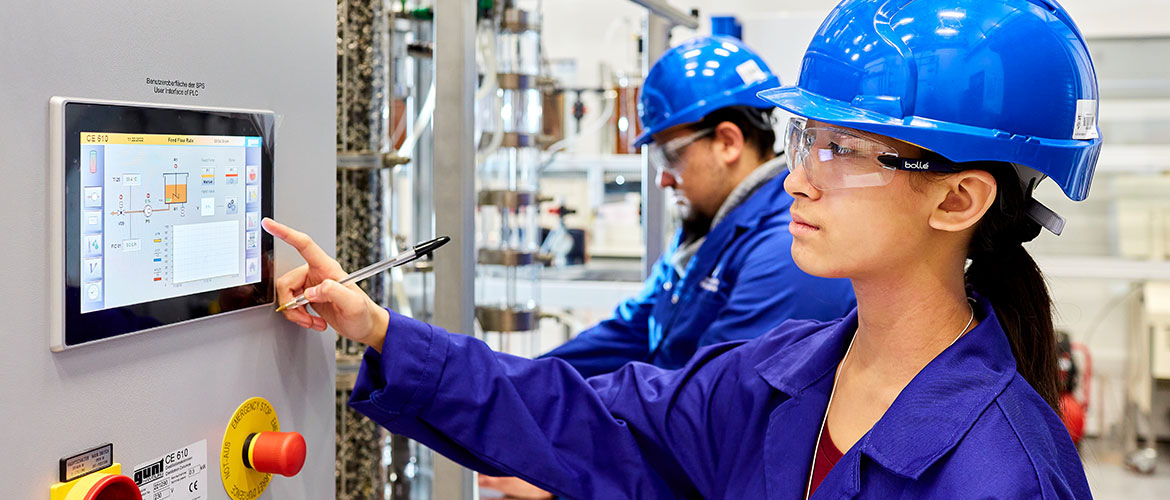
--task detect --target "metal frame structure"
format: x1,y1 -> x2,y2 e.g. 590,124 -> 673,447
640,14 -> 672,279
639,3 -> 697,278
433,0 -> 479,498
630,0 -> 700,30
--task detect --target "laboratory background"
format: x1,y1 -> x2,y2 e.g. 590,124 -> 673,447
2,0 -> 1169,498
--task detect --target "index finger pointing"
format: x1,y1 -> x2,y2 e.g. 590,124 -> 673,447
262,218 -> 336,269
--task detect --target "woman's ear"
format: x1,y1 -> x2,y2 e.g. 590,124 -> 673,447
711,121 -> 744,167
928,170 -> 997,232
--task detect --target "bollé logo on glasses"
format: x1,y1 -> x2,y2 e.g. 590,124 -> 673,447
903,160 -> 930,170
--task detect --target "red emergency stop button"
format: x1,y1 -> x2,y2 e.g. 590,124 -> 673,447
80,474 -> 141,500
242,431 -> 306,477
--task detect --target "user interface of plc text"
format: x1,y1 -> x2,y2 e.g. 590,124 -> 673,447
79,133 -> 263,313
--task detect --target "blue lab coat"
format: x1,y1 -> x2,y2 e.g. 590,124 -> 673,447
542,171 -> 856,378
349,295 -> 1091,499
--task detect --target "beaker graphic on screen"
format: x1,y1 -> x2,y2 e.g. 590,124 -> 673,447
164,172 -> 189,204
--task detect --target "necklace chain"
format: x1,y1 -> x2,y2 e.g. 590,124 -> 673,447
803,302 -> 975,500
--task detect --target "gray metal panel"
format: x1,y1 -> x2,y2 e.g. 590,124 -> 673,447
641,13 -> 672,279
0,2 -> 336,499
432,0 -> 478,349
432,0 -> 478,498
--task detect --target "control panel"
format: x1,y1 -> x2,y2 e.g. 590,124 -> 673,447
49,98 -> 276,350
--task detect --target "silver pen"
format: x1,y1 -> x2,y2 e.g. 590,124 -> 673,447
275,235 -> 450,312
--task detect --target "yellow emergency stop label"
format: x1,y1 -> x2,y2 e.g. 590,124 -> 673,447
221,397 -> 280,500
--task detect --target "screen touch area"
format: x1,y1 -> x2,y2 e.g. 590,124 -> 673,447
80,133 -> 263,313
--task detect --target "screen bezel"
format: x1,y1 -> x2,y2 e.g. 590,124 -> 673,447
63,101 -> 275,348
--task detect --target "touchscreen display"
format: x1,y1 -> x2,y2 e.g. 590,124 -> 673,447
55,99 -> 274,350
79,133 -> 263,313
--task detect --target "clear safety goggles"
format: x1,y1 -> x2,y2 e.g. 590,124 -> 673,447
785,117 -> 964,190
648,127 -> 714,181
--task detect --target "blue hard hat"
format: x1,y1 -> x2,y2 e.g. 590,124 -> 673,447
758,0 -> 1101,201
635,35 -> 781,148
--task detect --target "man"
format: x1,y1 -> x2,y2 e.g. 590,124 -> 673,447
481,35 -> 856,499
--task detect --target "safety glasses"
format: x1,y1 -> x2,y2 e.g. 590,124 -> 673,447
785,117 -> 965,190
648,127 -> 714,181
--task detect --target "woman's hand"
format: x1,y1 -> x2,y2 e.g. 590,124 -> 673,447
263,218 -> 389,352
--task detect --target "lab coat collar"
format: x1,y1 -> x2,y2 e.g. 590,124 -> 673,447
710,154 -> 789,229
753,311 -> 854,397
755,294 -> 1019,480
724,163 -> 792,231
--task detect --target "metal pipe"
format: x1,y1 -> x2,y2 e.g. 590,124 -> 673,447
628,0 -> 699,29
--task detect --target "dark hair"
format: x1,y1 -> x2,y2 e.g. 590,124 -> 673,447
694,106 -> 777,160
965,163 -> 1061,414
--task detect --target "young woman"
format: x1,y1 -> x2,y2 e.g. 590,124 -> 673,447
267,0 -> 1099,497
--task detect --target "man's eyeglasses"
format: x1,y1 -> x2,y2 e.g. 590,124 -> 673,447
648,127 -> 714,181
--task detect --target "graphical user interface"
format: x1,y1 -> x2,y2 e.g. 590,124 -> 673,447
79,132 -> 263,313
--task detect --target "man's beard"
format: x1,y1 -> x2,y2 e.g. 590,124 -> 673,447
670,193 -> 713,244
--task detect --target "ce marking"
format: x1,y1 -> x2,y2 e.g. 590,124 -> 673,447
189,480 -> 199,492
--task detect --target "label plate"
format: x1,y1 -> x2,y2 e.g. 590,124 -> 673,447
133,440 -> 208,500
59,443 -> 114,483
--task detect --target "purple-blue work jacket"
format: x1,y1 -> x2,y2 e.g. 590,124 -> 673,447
349,295 -> 1091,499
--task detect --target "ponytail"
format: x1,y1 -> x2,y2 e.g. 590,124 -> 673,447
965,165 -> 1061,414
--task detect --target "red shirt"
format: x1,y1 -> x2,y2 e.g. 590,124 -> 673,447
809,424 -> 845,495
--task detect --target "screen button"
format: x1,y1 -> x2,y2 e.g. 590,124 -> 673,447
246,165 -> 259,185
84,187 -> 103,208
83,257 -> 103,281
84,210 -> 103,232
225,197 -> 239,215
246,256 -> 259,278
245,231 -> 259,250
201,197 -> 215,216
85,234 -> 103,256
245,212 -> 259,231
84,281 -> 103,303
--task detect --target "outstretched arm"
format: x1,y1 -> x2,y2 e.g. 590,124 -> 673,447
349,310 -> 746,499
263,219 -> 733,499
